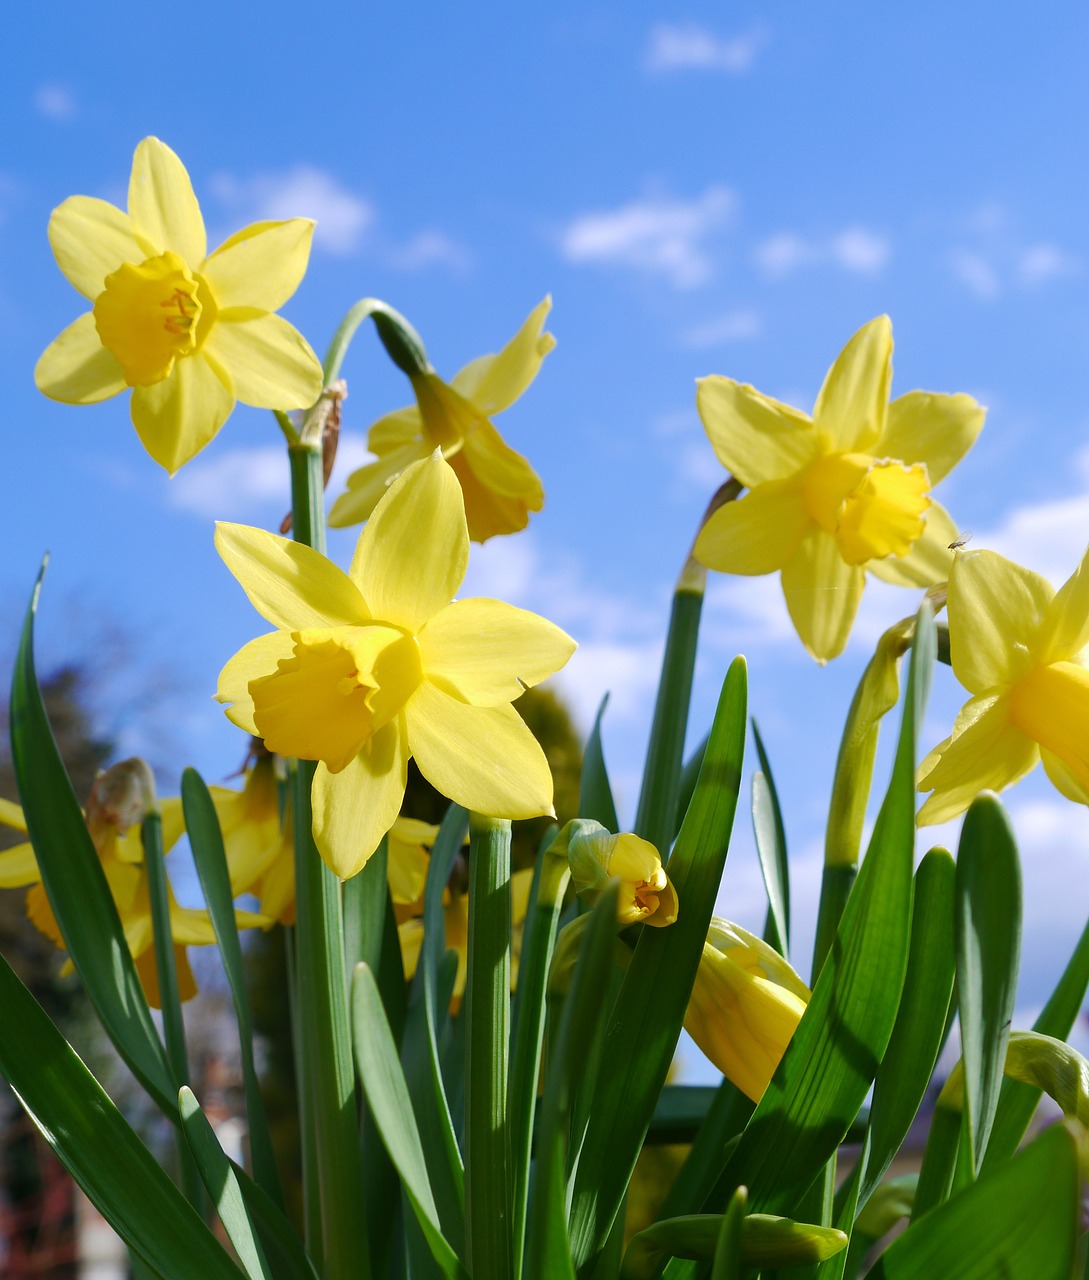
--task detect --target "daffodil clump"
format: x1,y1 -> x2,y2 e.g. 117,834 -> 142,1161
4,135 -> 1086,1280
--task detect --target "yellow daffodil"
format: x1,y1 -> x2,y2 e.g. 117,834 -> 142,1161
4,792 -> 263,1006
398,867 -> 534,1012
918,546 -> 1089,823
683,919 -> 810,1103
35,137 -> 323,473
562,820 -> 679,927
328,298 -> 554,542
694,316 -> 984,662
216,451 -> 576,879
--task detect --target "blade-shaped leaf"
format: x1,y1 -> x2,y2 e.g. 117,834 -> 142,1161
751,719 -> 790,959
580,694 -> 620,832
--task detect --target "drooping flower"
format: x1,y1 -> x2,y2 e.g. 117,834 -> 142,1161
694,316 -> 984,662
918,546 -> 1089,824
35,137 -> 323,473
216,451 -> 576,878
2,785 -> 263,1007
683,919 -> 810,1103
561,820 -> 678,927
328,298 -> 554,542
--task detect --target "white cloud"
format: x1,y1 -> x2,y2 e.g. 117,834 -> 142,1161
1018,243 -> 1081,285
560,185 -> 735,289
211,166 -> 375,255
755,227 -> 890,279
680,308 -> 761,348
949,249 -> 1001,300
644,22 -> 766,74
390,230 -> 472,273
35,83 -> 77,121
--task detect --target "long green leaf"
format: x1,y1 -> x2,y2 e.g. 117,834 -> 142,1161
751,720 -> 790,959
711,607 -> 934,1218
568,657 -> 747,1270
658,1081 -> 752,1220
869,1125 -> 1077,1279
0,950 -> 245,1280
351,963 -> 468,1280
464,815 -> 514,1280
580,694 -> 620,832
182,768 -> 283,1207
956,794 -> 1021,1172
9,565 -> 175,1113
862,846 -> 957,1204
179,1088 -> 273,1280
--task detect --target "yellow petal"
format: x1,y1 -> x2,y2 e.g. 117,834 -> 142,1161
696,377 -> 818,487
351,453 -> 468,632
419,599 -> 576,706
130,352 -> 234,473
1041,747 -> 1089,807
0,798 -> 26,833
168,904 -> 221,946
327,442 -> 432,528
1008,661 -> 1089,797
916,693 -> 1037,824
0,841 -> 39,889
812,316 -> 892,452
48,196 -> 150,300
461,420 -> 544,505
259,843 -> 296,925
216,631 -> 297,732
202,219 -> 316,311
311,720 -> 409,878
128,137 -> 206,263
216,522 -> 370,630
694,479 -> 810,575
204,312 -> 323,409
947,550 -> 1054,694
868,500 -> 959,587
369,405 -> 424,455
451,296 -> 555,415
405,683 -> 554,819
1039,545 -> 1089,665
447,447 -> 537,542
35,312 -> 126,404
780,530 -> 865,663
877,391 -> 986,483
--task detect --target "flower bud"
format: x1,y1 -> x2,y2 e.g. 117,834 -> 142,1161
560,819 -> 678,928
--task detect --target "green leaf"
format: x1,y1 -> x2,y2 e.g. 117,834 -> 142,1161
658,1082 -> 752,1220
232,1164 -> 323,1280
869,1125 -> 1077,1279
580,694 -> 620,832
710,1187 -> 746,1280
672,734 -> 708,843
634,587 -> 705,856
751,719 -> 790,959
182,769 -> 283,1207
464,815 -> 514,1280
351,963 -> 468,1280
911,1093 -> 963,1221
0,949 -> 245,1280
862,846 -> 957,1205
524,888 -> 620,1280
568,658 -> 747,1270
956,795 -> 1021,1172
179,1088 -> 273,1280
8,565 -> 176,1114
712,607 -> 934,1218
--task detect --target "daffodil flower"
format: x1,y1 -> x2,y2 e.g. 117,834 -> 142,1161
683,919 -> 810,1103
918,546 -> 1089,823
35,137 -> 323,473
563,820 -> 679,927
3,794 -> 263,1007
216,451 -> 576,879
328,298 -> 554,542
694,316 -> 984,662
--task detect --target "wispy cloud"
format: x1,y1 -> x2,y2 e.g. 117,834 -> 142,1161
754,226 -> 891,279
948,204 -> 1081,299
949,249 -> 1001,300
560,184 -> 735,288
680,308 -> 761,349
34,83 -> 77,121
389,230 -> 473,274
644,22 -> 766,74
211,165 -> 376,256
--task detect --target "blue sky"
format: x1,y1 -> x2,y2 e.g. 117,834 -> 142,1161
3,3 -> 1089,1067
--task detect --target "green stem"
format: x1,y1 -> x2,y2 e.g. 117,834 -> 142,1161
288,442 -> 370,1280
141,810 -> 202,1207
324,297 -> 429,383
464,814 -> 514,1280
